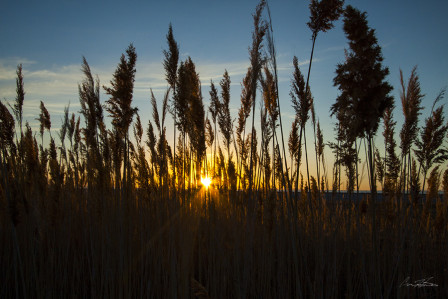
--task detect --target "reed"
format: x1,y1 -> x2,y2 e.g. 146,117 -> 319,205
1,1 -> 447,298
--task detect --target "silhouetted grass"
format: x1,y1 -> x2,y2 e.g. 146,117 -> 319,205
1,1 -> 448,298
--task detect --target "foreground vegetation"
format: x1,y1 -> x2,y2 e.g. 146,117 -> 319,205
1,187 -> 447,298
1,0 -> 447,297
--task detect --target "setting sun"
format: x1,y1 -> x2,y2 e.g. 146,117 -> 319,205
201,176 -> 211,188
1,0 -> 447,296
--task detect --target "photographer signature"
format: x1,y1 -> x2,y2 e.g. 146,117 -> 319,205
400,277 -> 438,288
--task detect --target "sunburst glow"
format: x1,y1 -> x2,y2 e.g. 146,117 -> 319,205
201,176 -> 211,189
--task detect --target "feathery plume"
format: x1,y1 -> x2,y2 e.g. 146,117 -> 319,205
415,90 -> 448,193
307,0 -> 344,37
37,101 -> 51,140
0,100 -> 15,154
12,64 -> 25,137
399,66 -> 423,156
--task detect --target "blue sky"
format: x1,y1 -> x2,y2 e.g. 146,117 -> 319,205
1,0 -> 447,189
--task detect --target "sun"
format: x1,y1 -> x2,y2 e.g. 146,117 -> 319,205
201,176 -> 211,189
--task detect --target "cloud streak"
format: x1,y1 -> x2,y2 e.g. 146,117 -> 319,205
0,55 -> 322,133
0,57 -> 253,127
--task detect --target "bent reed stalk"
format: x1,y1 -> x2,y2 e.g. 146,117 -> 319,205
1,1 -> 448,298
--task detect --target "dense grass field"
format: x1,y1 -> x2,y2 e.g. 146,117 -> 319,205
1,186 -> 447,298
1,0 -> 448,297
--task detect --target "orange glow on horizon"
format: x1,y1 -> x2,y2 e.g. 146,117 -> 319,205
201,176 -> 211,189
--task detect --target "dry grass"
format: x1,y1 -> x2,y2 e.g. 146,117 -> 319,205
1,185 -> 447,298
1,2 -> 448,298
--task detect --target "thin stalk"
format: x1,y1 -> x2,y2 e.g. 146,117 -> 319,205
408,151 -> 412,198
421,171 -> 428,197
400,154 -> 406,200
256,136 -> 265,193
364,138 -> 371,192
213,119 -> 218,191
303,34 -> 317,194
266,3 -> 292,198
355,139 -> 360,195
303,127 -> 311,192
249,92 -> 257,194
232,129 -> 240,182
272,126 -> 275,192
314,128 -> 320,192
173,111 -> 176,196
273,129 -> 289,199
294,124 -> 304,203
237,124 -> 247,191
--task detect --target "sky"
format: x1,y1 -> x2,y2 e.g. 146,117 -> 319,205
1,0 -> 448,190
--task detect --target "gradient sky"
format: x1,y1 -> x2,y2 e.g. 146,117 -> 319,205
1,0 -> 447,189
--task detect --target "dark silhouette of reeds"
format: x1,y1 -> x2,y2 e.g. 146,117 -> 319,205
291,55 -> 310,201
217,71 -> 233,190
1,1 -> 448,298
305,0 -> 344,195
104,43 -> 138,196
235,68 -> 252,191
265,2 -> 292,200
247,0 -> 268,194
415,90 -> 448,195
399,66 -> 423,199
333,5 -> 393,198
208,80 -> 220,183
164,24 -> 180,194
12,64 -> 25,139
382,106 -> 401,197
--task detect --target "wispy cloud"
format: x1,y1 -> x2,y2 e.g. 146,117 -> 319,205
319,45 -> 345,53
0,59 -> 104,128
1,63 -> 81,98
273,58 -> 321,84
197,61 -> 250,82
0,57 -> 37,80
0,55 -> 317,134
0,57 -> 256,127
